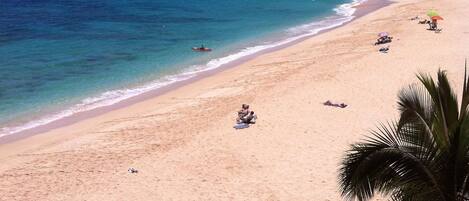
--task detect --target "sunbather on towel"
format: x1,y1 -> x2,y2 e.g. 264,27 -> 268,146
324,100 -> 348,108
375,36 -> 392,45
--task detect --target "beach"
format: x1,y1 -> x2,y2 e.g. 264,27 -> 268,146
1,0 -> 468,200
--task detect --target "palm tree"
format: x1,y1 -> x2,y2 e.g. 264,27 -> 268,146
338,65 -> 469,201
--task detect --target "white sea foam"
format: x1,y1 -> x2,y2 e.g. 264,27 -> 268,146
0,0 -> 366,138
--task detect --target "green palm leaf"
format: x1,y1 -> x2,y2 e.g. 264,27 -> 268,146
339,63 -> 469,201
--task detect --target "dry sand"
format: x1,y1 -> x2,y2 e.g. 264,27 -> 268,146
1,0 -> 468,200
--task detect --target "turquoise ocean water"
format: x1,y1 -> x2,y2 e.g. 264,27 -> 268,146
0,0 -> 363,137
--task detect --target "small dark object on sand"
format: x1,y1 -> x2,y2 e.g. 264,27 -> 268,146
379,46 -> 389,53
323,100 -> 348,108
418,19 -> 429,24
128,168 -> 138,173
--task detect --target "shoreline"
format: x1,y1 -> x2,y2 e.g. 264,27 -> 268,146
1,0 -> 468,199
0,0 -> 391,144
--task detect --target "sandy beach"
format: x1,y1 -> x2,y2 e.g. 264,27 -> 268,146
1,0 -> 468,200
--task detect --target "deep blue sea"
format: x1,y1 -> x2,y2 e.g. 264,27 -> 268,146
0,0 -> 361,136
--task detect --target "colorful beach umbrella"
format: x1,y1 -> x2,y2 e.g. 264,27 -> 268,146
378,32 -> 389,37
427,9 -> 439,17
431,16 -> 444,21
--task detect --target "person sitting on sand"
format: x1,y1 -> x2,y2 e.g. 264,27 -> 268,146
242,111 -> 257,124
429,20 -> 438,30
237,104 -> 250,123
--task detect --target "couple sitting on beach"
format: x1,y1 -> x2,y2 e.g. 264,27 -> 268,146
234,104 -> 257,129
237,104 -> 257,124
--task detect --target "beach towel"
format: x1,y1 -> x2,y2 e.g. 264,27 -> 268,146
233,123 -> 250,129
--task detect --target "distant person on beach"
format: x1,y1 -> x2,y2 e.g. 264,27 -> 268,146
237,104 -> 250,123
242,111 -> 257,124
419,19 -> 429,24
234,104 -> 257,129
323,100 -> 348,108
236,104 -> 258,124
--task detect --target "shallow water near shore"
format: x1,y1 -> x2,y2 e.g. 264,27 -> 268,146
0,0 -> 364,137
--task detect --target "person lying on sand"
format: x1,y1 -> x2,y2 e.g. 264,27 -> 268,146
419,19 -> 429,24
375,36 -> 392,45
323,100 -> 348,108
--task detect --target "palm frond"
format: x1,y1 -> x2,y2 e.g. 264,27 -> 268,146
397,84 -> 435,149
460,60 -> 469,120
436,70 -> 460,133
339,123 -> 445,201
417,71 -> 451,150
339,64 -> 469,201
